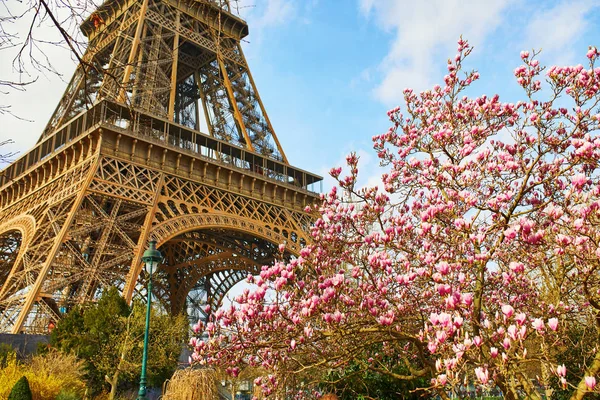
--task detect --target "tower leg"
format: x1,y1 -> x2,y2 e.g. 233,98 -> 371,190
0,156 -> 100,333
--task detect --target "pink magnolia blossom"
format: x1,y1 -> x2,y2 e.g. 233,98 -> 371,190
572,174 -> 588,190
501,305 -> 514,318
515,313 -> 527,326
436,261 -> 450,275
585,376 -> 596,390
475,367 -> 489,385
437,374 -> 448,386
532,318 -> 544,332
490,347 -> 498,358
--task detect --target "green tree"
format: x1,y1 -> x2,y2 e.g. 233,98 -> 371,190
51,287 -> 188,399
7,376 -> 32,400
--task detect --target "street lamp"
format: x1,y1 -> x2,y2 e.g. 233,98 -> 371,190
137,240 -> 162,400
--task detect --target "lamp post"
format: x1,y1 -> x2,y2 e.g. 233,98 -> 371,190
137,240 -> 162,400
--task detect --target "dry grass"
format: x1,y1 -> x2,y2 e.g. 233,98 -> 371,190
161,368 -> 219,400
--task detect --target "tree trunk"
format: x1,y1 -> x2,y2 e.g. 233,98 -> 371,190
107,312 -> 134,400
496,377 -> 519,400
106,370 -> 120,400
569,343 -> 600,400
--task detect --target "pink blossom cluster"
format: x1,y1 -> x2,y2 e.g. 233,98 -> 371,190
190,40 -> 600,398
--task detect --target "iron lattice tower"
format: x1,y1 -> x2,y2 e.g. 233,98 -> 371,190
0,0 -> 321,333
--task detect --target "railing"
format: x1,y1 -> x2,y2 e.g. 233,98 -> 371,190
0,103 -> 105,187
0,100 -> 323,194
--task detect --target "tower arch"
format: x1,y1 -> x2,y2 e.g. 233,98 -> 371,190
0,216 -> 35,295
125,212 -> 300,320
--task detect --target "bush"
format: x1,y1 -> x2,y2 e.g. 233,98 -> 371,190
27,350 -> 85,398
0,350 -> 85,400
0,344 -> 15,369
162,368 -> 218,400
7,376 -> 32,400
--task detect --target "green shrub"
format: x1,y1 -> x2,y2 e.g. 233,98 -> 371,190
7,376 -> 32,400
55,388 -> 82,400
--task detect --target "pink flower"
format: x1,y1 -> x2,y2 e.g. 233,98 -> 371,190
548,318 -> 559,331
192,322 -> 202,334
437,374 -> 448,386
490,347 -> 498,358
585,376 -> 596,390
509,261 -> 525,273
557,364 -> 566,377
332,310 -> 343,323
429,313 -> 440,325
501,304 -> 514,318
439,313 -> 452,327
462,293 -> 473,306
475,367 -> 489,385
532,318 -> 544,332
330,167 -> 342,177
504,227 -> 517,240
507,325 -> 518,340
520,51 -> 530,60
304,326 -> 313,337
428,342 -> 437,353
572,174 -> 588,189
436,261 -> 450,275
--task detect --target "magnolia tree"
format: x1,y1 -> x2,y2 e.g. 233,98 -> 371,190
191,40 -> 600,399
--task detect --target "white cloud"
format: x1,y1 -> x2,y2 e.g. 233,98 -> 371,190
521,0 -> 599,65
359,0 -> 513,105
253,0 -> 295,28
350,67 -> 374,89
237,0 -> 296,33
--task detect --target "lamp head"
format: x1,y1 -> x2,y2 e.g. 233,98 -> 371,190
141,240 -> 162,276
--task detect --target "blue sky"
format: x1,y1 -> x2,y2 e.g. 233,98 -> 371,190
2,0 -> 600,190
237,0 -> 600,189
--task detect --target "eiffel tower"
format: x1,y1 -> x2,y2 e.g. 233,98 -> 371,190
0,0 -> 321,333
